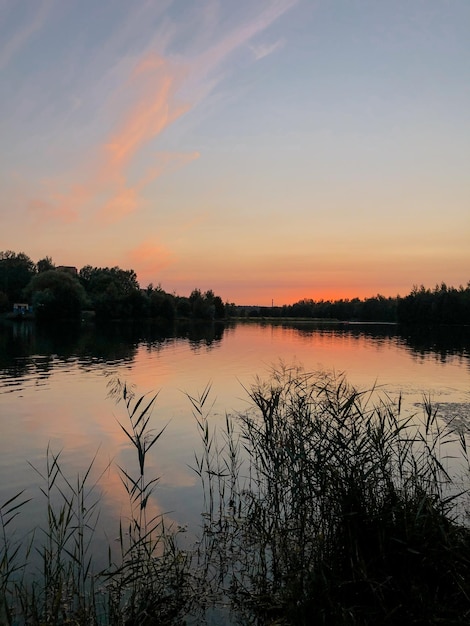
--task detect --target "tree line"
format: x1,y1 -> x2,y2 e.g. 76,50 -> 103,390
235,283 -> 470,325
0,251 -> 225,322
1,251 -> 468,324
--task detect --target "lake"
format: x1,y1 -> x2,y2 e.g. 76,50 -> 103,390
1,319 -> 469,551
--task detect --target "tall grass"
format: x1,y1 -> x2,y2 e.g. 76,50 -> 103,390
1,365 -> 469,624
0,379 -> 192,626
0,446 -> 104,624
104,378 -> 192,626
0,491 -> 31,625
194,364 -> 470,625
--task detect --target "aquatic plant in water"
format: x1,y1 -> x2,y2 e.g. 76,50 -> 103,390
1,365 -> 469,624
194,364 -> 470,625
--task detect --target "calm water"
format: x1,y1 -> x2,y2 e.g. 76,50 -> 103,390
1,319 -> 469,544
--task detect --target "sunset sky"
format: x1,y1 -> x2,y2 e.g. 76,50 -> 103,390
1,0 -> 469,305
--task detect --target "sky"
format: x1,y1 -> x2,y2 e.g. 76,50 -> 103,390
1,0 -> 469,305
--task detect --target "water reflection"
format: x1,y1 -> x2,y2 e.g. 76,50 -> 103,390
260,321 -> 470,369
2,320 -> 468,370
0,319 -> 228,381
399,324 -> 470,363
178,319 -> 225,349
1,318 -> 469,554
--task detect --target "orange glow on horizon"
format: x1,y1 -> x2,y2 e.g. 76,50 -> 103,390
129,272 -> 415,307
268,287 -> 401,306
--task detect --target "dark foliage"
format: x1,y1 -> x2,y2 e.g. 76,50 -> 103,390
0,251 -> 36,307
234,282 -> 470,326
397,282 -> 470,325
2,250 -> 467,325
188,288 -> 226,320
194,366 -> 470,625
24,270 -> 88,321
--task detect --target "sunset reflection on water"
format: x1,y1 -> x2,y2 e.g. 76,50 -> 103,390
1,321 -> 469,541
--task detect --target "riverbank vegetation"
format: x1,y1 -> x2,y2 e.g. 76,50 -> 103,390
242,282 -> 470,325
1,250 -> 469,323
1,366 -> 470,624
0,251 -> 226,322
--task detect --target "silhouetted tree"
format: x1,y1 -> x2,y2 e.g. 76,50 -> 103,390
0,250 -> 36,306
79,265 -> 139,297
212,295 -> 225,319
187,288 -> 226,320
397,282 -> 470,325
25,270 -> 88,321
175,296 -> 191,318
37,256 -> 55,273
147,288 -> 176,321
79,265 -> 141,320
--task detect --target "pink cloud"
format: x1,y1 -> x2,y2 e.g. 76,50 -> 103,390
93,53 -> 192,222
26,173 -> 98,225
98,150 -> 200,223
103,54 -> 189,176
100,187 -> 139,222
27,177 -> 95,224
23,2 -> 297,226
125,241 -> 175,286
27,54 -> 194,225
138,151 -> 200,188
28,196 -> 79,224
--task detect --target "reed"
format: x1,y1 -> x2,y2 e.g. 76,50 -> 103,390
103,377 -> 193,626
0,379 -> 192,625
194,363 -> 470,625
1,491 -> 32,625
1,366 -> 469,624
0,446 -> 105,624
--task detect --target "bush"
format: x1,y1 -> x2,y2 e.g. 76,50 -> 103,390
25,270 -> 88,321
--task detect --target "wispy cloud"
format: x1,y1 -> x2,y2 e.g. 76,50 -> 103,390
0,0 -> 52,70
27,198 -> 78,224
126,240 -> 175,284
26,0 -> 297,226
95,54 -> 193,223
104,54 -> 189,174
27,179 -> 92,224
194,0 -> 297,76
138,151 -> 200,189
28,54 -> 194,225
249,38 -> 285,60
